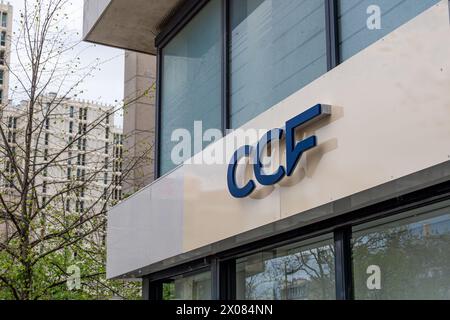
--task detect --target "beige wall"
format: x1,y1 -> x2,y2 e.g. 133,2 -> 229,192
107,1 -> 450,279
122,51 -> 156,195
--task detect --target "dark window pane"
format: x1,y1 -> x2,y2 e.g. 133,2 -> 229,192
352,201 -> 450,300
163,271 -> 212,300
236,234 -> 336,300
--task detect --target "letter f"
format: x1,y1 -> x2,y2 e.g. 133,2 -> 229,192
285,104 -> 330,176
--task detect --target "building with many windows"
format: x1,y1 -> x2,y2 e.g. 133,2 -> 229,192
84,0 -> 450,300
0,94 -> 123,241
0,1 -> 12,105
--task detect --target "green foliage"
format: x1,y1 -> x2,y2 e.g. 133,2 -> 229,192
163,282 -> 175,301
0,239 -> 141,300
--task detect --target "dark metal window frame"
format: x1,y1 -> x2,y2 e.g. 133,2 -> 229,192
154,0 -> 341,178
144,180 -> 450,300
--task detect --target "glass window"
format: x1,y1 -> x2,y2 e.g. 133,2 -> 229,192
163,270 -> 212,300
0,69 -> 3,84
338,0 -> 440,62
352,201 -> 450,300
236,234 -> 336,300
160,0 -> 222,175
230,0 -> 327,128
1,12 -> 7,28
0,31 -> 5,46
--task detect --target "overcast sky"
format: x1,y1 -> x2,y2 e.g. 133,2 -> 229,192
8,0 -> 125,107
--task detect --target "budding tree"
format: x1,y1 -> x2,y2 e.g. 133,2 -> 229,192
0,0 -> 154,300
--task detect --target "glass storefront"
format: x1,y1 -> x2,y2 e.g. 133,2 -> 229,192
352,201 -> 450,300
236,234 -> 336,300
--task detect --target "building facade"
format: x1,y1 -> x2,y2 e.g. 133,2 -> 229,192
0,1 -> 12,105
84,0 -> 450,300
0,95 -> 123,241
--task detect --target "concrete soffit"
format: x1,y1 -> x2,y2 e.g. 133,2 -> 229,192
83,0 -> 184,55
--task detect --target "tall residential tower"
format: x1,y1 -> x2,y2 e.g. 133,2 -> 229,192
0,1 -> 12,105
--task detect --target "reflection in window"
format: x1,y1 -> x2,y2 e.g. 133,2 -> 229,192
236,234 -> 335,300
163,270 -> 212,300
352,202 -> 450,300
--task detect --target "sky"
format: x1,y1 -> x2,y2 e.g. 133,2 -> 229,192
8,0 -> 125,117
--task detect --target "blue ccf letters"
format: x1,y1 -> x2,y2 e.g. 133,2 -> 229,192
227,104 -> 329,198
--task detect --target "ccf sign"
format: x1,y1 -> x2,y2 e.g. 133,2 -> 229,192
227,104 -> 331,198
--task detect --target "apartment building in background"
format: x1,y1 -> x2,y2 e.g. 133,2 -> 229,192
0,1 -> 12,105
1,94 -> 123,241
84,0 -> 450,300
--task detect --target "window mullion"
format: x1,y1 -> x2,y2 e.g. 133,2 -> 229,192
325,0 -> 340,70
334,226 -> 354,300
221,0 -> 230,133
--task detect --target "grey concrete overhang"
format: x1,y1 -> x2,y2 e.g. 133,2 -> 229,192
83,0 -> 183,55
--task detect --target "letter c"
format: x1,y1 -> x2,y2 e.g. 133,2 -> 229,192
254,128 -> 286,186
227,145 -> 256,198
